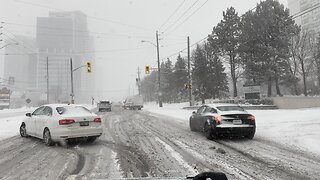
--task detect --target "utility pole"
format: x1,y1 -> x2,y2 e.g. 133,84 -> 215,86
156,31 -> 163,107
137,67 -> 141,95
187,36 -> 192,106
70,58 -> 75,104
46,56 -> 49,104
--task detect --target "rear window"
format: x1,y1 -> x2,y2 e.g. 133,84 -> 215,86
56,106 -> 92,115
100,101 -> 110,104
216,106 -> 244,111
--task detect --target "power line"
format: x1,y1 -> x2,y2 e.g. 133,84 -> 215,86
162,0 -> 202,33
292,3 -> 320,19
160,36 -> 207,61
165,0 -> 209,35
158,0 -> 186,30
291,2 -> 320,18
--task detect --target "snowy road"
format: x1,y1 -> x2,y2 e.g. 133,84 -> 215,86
0,107 -> 320,179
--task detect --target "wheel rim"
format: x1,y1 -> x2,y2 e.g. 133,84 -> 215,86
20,125 -> 26,136
44,130 -> 50,144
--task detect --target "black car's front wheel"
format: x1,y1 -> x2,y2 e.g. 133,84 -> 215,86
189,118 -> 196,131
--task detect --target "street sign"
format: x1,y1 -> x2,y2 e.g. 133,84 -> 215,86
26,98 -> 31,104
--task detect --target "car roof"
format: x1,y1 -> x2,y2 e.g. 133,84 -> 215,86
202,103 -> 240,108
40,104 -> 85,109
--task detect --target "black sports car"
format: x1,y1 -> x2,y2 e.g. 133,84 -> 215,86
189,104 -> 256,140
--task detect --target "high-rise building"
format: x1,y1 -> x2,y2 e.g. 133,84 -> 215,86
288,0 -> 320,32
36,11 -> 95,103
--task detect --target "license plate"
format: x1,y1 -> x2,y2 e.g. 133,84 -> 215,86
80,121 -> 89,126
233,120 -> 242,125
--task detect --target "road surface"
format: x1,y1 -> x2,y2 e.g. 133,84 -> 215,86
0,107 -> 320,179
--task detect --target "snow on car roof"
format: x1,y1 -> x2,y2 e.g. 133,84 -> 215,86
41,103 -> 86,108
205,103 -> 240,108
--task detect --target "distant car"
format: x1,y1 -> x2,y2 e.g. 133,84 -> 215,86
98,101 -> 111,112
20,104 -> 103,146
189,104 -> 256,140
123,95 -> 143,110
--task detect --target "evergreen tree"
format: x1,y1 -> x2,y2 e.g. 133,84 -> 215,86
212,7 -> 241,98
172,55 -> 188,102
240,0 -> 297,97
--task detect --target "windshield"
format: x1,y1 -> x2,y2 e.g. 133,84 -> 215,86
2,0 -> 320,180
216,106 -> 245,112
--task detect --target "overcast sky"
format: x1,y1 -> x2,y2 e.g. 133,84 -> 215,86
0,0 -> 288,101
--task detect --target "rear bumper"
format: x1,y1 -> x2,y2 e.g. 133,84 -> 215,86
51,127 -> 103,141
215,125 -> 255,136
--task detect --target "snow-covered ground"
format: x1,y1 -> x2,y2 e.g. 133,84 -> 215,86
144,102 -> 320,155
0,104 -> 96,141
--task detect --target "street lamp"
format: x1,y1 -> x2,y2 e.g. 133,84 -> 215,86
141,31 -> 163,107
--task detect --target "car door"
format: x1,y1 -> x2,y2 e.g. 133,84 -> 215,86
193,106 -> 206,131
28,106 -> 46,136
36,106 -> 53,138
199,106 -> 212,131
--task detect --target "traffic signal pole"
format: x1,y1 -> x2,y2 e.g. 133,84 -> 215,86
70,58 -> 91,104
46,56 -> 49,104
70,58 -> 75,104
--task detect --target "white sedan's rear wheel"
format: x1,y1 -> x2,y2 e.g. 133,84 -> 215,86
43,128 -> 54,146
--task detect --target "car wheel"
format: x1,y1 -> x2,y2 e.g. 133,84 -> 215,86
246,129 -> 255,139
20,123 -> 27,137
189,119 -> 196,131
43,128 -> 54,146
204,123 -> 217,140
87,136 -> 97,143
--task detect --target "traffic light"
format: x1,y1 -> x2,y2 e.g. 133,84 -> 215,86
184,84 -> 192,89
145,66 -> 150,74
86,61 -> 92,73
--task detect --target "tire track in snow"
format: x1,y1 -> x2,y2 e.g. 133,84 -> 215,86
155,137 -> 198,176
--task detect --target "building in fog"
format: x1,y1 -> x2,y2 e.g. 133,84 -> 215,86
36,11 -> 95,103
288,0 -> 320,32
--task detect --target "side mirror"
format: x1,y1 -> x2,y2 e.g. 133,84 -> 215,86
26,113 -> 32,117
192,111 -> 196,115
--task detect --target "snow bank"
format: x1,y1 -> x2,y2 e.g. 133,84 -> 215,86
144,103 -> 320,155
0,116 -> 24,141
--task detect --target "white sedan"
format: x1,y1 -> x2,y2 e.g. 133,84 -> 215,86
20,104 -> 103,146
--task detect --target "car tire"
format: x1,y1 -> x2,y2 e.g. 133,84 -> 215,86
43,128 -> 54,146
20,123 -> 28,137
246,129 -> 255,139
189,119 -> 196,131
87,136 -> 97,143
204,123 -> 217,140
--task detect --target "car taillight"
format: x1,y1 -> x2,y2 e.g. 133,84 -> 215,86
247,115 -> 255,121
214,116 -> 222,124
59,119 -> 75,125
94,118 -> 101,123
